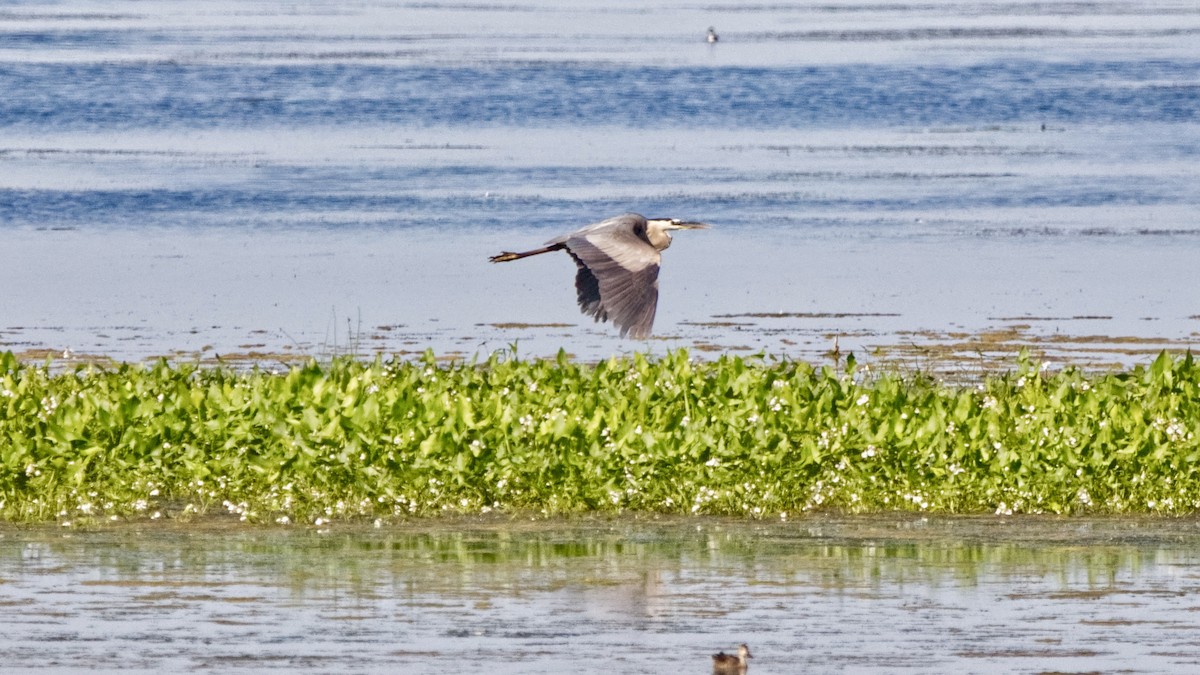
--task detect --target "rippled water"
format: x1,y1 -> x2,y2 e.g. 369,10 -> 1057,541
1,0 -> 1198,364
5,516 -> 1200,674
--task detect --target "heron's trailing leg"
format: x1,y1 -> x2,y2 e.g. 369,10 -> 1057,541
487,242 -> 566,261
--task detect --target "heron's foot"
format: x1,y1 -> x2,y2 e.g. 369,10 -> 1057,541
489,251 -> 520,263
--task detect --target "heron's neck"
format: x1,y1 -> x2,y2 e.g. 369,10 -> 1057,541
649,231 -> 673,251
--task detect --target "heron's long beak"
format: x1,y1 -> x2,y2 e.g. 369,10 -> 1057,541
667,221 -> 711,230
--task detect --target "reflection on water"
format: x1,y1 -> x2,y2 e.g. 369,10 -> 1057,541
4,516 -> 1200,673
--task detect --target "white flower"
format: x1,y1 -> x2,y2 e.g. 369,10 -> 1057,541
856,394 -> 870,406
705,457 -> 721,467
1165,419 -> 1187,442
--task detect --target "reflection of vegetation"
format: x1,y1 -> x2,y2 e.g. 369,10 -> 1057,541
1,349 -> 1199,523
4,518 -> 1194,596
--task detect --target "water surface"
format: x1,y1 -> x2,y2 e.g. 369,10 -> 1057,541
4,516 -> 1200,673
1,0 -> 1198,367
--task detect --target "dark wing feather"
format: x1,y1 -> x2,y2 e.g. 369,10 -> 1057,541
562,225 -> 660,339
566,250 -> 607,323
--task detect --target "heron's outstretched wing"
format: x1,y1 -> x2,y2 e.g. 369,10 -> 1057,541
559,222 -> 661,339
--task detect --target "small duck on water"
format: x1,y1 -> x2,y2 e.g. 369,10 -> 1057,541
707,27 -> 719,43
712,643 -> 751,673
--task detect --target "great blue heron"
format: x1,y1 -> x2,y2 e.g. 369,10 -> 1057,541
489,212 -> 709,339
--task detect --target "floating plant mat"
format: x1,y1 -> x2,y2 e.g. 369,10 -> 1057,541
3,348 -> 1200,524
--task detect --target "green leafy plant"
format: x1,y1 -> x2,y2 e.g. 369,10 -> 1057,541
1,349 -> 1198,525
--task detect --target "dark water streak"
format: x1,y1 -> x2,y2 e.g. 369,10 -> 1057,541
2,60 -> 1198,131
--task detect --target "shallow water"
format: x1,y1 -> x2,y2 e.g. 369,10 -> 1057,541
2,0 -> 1199,367
4,516 -> 1200,674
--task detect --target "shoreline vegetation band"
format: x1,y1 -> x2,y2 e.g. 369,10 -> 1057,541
1,349 -> 1198,525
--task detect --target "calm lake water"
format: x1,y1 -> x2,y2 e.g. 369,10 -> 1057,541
1,0 -> 1199,366
5,516 -> 1200,674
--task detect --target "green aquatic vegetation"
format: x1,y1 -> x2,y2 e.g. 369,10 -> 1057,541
1,349 -> 1199,524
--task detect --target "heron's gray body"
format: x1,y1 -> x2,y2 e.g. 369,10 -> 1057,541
489,213 -> 708,339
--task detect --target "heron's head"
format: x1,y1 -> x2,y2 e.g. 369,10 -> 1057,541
644,217 -> 710,250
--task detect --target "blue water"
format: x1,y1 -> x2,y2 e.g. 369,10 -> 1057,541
2,60 -> 1197,132
1,0 -> 1199,361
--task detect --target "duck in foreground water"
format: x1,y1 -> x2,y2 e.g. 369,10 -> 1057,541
489,213 -> 709,339
712,643 -> 752,673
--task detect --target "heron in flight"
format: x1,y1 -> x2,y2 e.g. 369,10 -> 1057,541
489,213 -> 709,339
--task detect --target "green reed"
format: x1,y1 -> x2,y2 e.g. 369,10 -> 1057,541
2,349 -> 1198,524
